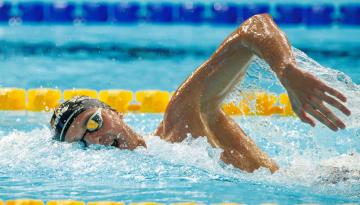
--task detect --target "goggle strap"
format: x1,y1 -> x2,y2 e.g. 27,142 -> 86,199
59,107 -> 86,142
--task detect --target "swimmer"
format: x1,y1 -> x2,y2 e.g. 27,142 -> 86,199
50,14 -> 351,174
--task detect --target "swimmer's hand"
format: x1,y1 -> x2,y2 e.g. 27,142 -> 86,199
278,62 -> 351,131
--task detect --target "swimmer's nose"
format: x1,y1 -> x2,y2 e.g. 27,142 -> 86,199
83,129 -> 145,150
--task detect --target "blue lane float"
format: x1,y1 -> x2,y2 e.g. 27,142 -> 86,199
211,3 -> 239,24
340,4 -> 360,25
18,2 -> 45,22
242,4 -> 269,21
82,3 -> 108,22
177,3 -> 204,23
146,3 -> 174,23
275,4 -> 304,25
45,2 -> 75,23
0,2 -> 358,26
304,4 -> 334,26
111,3 -> 140,23
0,2 -> 11,22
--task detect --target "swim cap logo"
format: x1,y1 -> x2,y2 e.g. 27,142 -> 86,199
53,104 -> 70,128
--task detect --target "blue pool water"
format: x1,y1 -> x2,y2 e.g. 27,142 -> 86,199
0,24 -> 359,204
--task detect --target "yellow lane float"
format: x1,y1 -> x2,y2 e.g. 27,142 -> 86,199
255,92 -> 283,116
0,88 -> 26,110
99,89 -> 133,113
135,90 -> 170,113
222,102 -> 241,115
0,88 -> 295,116
238,92 -> 256,115
221,92 -> 286,116
279,93 -> 295,116
88,202 -> 124,205
169,203 -> 198,205
47,201 -> 85,205
27,88 -> 61,111
129,203 -> 164,205
2,200 -> 354,205
6,200 -> 44,205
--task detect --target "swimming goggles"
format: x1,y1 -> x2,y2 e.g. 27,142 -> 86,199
80,108 -> 103,147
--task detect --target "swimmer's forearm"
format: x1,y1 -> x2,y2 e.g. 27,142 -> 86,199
236,14 -> 295,77
237,14 -> 351,131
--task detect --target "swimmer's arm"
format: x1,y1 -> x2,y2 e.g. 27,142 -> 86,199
197,14 -> 292,113
199,14 -> 351,130
164,14 -> 350,173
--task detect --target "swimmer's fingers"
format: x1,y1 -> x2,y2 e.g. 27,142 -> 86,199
320,83 -> 347,102
315,89 -> 351,116
297,110 -> 315,127
288,94 -> 315,127
305,106 -> 339,131
311,98 -> 346,130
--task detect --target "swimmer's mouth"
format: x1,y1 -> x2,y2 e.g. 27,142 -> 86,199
110,138 -> 128,149
111,139 -> 120,148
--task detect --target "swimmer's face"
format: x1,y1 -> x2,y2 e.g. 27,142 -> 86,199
64,108 -> 146,150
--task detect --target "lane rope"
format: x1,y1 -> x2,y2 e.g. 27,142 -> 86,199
0,2 -> 358,26
0,88 -> 294,116
1,200 -> 358,205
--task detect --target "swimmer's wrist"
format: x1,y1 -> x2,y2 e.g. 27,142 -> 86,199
273,60 -> 296,82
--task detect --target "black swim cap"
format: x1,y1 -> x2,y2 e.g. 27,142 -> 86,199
50,96 -> 112,142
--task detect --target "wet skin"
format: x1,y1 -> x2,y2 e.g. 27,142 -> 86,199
65,108 -> 145,150
63,14 -> 351,174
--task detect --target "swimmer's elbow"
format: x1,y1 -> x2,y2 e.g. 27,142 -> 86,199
235,13 -> 292,69
244,13 -> 272,24
269,163 -> 280,174
238,13 -> 275,36
236,13 -> 280,49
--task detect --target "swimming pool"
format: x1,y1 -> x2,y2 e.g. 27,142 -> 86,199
0,2 -> 360,205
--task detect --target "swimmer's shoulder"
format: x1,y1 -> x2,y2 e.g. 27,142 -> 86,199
154,82 -> 207,142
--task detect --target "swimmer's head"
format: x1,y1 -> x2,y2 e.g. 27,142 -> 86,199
50,96 -> 146,150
